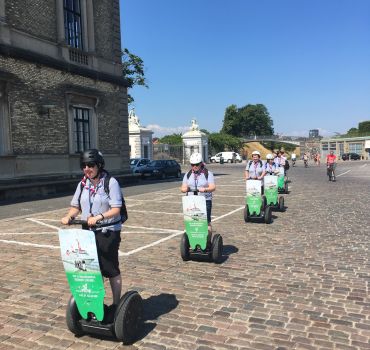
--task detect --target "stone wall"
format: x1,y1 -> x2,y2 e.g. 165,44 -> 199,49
5,0 -> 57,42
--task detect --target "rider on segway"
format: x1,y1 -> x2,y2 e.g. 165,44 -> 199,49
326,151 -> 337,181
61,149 -> 123,309
181,153 -> 215,239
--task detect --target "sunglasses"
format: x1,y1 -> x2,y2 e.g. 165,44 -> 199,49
191,163 -> 201,167
81,162 -> 97,169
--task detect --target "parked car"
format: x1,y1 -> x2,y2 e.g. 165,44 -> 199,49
136,159 -> 182,179
130,158 -> 151,174
341,153 -> 361,161
210,152 -> 236,163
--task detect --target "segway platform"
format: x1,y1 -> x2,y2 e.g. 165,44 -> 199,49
264,175 -> 285,211
180,194 -> 223,263
244,180 -> 272,224
59,227 -> 142,344
277,167 -> 288,194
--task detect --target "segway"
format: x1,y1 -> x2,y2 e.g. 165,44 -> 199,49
277,167 -> 288,194
58,220 -> 142,344
244,179 -> 272,224
180,191 -> 223,263
264,175 -> 285,212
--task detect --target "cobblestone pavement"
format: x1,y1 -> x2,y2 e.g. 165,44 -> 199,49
0,161 -> 369,350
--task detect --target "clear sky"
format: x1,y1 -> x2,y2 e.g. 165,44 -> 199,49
120,0 -> 370,137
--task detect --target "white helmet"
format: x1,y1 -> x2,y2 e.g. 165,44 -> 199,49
190,152 -> 203,164
251,151 -> 261,157
266,153 -> 274,160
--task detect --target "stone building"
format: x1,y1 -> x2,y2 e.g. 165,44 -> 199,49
128,108 -> 153,160
0,0 -> 129,195
320,136 -> 370,160
182,119 -> 208,163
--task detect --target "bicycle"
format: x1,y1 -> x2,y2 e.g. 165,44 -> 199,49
327,164 -> 336,182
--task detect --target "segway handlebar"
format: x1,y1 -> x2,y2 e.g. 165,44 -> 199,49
68,218 -> 104,228
186,189 -> 199,195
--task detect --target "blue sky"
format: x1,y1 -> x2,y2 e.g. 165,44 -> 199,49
120,0 -> 370,137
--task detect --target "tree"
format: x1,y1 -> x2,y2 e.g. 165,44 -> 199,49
159,133 -> 182,145
346,127 -> 358,136
208,133 -> 243,154
358,121 -> 370,133
122,48 -> 148,104
221,104 -> 274,137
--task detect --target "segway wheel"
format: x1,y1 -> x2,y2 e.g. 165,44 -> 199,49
114,291 -> 143,344
284,182 -> 288,194
264,206 -> 272,224
278,197 -> 285,212
211,234 -> 223,264
66,296 -> 84,336
180,232 -> 190,261
262,195 -> 267,208
243,205 -> 249,222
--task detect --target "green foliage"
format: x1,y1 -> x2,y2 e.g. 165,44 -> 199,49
358,121 -> 370,133
221,104 -> 274,137
261,141 -> 296,152
208,133 -> 243,154
346,127 -> 359,136
122,48 -> 148,104
159,133 -> 182,145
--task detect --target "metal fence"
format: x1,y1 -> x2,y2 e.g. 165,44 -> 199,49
153,144 -> 184,163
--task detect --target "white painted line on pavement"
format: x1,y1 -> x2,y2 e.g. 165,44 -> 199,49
337,170 -> 351,177
0,239 -> 58,249
121,205 -> 245,256
27,218 -> 60,230
119,231 -> 183,256
212,206 -> 244,222
0,232 -> 56,235
360,164 -> 367,168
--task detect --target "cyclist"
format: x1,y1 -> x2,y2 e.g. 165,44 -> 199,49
291,152 -> 297,167
181,153 -> 216,235
61,149 -> 123,308
326,151 -> 337,181
303,153 -> 309,167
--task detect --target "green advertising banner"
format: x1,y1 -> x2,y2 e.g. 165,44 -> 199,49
264,175 -> 278,206
59,229 -> 105,321
278,167 -> 285,189
246,179 -> 262,215
182,195 -> 208,250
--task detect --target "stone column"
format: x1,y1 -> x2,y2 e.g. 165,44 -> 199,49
86,0 -> 95,52
55,0 -> 65,43
80,0 -> 89,51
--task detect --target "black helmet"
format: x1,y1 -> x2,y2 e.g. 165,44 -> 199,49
80,149 -> 105,169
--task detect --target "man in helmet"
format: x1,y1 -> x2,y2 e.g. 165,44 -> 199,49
264,153 -> 279,175
181,152 -> 216,235
61,149 -> 124,308
245,150 -> 266,181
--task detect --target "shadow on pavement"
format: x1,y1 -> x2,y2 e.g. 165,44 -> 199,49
137,293 -> 179,341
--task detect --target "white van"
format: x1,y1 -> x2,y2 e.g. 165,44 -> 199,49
210,152 -> 237,163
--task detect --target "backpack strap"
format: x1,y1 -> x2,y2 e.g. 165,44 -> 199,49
186,168 -> 209,180
77,182 -> 84,209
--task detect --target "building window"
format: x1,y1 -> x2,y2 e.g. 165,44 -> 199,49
322,142 -> 328,151
349,143 -> 362,155
64,0 -> 83,49
73,107 -> 90,152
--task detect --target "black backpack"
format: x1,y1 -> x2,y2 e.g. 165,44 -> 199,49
78,173 -> 128,224
284,160 -> 290,170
